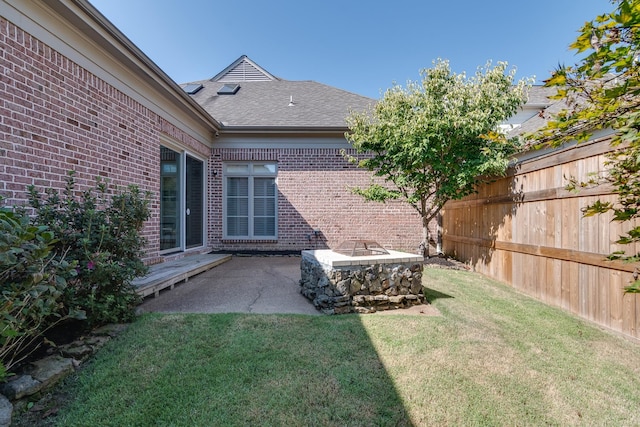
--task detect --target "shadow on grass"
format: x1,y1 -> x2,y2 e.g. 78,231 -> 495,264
422,287 -> 454,303
53,313 -> 415,426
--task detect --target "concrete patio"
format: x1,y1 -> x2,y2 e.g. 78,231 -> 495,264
135,255 -> 320,315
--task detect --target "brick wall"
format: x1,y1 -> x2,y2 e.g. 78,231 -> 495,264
0,17 -> 209,262
209,147 -> 427,253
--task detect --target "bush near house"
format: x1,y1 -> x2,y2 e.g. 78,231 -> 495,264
0,201 -> 77,381
0,173 -> 151,380
27,172 -> 151,328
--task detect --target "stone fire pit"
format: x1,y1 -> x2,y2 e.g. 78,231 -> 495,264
300,243 -> 424,314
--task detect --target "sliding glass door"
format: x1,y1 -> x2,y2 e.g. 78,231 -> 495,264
160,146 -> 204,253
186,155 -> 203,249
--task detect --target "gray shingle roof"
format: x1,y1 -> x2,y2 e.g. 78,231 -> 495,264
186,80 -> 373,128
507,85 -> 565,138
182,56 -> 373,129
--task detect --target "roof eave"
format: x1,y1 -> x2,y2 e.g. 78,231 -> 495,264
49,0 -> 222,132
219,125 -> 349,135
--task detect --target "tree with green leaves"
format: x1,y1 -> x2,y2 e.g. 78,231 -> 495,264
345,59 -> 531,257
533,0 -> 640,292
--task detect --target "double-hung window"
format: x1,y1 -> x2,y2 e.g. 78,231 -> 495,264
224,163 -> 277,239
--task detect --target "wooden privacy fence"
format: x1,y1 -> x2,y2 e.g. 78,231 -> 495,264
442,136 -> 640,340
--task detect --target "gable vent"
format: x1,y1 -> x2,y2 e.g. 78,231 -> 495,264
218,58 -> 273,82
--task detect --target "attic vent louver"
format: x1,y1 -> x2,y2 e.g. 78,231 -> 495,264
217,84 -> 240,95
182,83 -> 203,95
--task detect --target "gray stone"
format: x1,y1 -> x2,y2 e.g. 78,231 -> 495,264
28,356 -> 75,389
369,279 -> 382,293
411,280 -> 423,295
86,335 -> 111,348
314,294 -> 330,307
0,394 -> 11,427
0,375 -> 41,400
350,279 -> 361,294
389,295 -> 406,304
93,323 -> 128,337
61,344 -> 93,360
389,286 -> 399,296
336,279 -> 350,296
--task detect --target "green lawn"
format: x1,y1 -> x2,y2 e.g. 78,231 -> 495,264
48,268 -> 640,426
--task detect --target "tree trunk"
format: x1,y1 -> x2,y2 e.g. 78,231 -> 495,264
421,214 -> 430,258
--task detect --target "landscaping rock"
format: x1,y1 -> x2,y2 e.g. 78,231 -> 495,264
93,323 -> 128,338
5,322 -> 130,427
0,375 -> 41,400
60,344 -> 93,360
0,394 -> 11,427
28,356 -> 75,390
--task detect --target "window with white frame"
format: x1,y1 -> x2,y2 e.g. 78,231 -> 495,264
224,162 -> 277,239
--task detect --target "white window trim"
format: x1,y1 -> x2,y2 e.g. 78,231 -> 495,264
223,162 -> 278,240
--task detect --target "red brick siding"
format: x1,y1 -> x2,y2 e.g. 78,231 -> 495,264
209,147 -> 427,253
0,17 -> 209,262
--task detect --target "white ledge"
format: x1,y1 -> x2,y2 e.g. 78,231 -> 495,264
302,249 -> 423,268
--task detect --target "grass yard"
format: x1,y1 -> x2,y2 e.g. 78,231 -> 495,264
37,268 -> 640,426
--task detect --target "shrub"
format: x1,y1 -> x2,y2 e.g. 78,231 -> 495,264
27,172 -> 151,327
0,201 -> 78,380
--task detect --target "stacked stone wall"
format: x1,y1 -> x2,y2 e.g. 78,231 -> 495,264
300,256 -> 425,314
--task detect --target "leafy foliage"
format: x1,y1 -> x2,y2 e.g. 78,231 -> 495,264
27,172 -> 151,326
345,59 -> 531,255
0,201 -> 78,379
532,0 -> 640,292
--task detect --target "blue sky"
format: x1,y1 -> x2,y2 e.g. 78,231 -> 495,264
89,0 -> 608,99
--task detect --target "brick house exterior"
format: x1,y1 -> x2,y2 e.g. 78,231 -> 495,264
1,0 -> 425,263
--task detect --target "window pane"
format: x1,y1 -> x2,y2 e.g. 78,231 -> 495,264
227,198 -> 248,216
227,216 -> 248,236
226,164 -> 249,174
254,217 -> 275,236
254,178 -> 275,196
160,146 -> 180,251
227,177 -> 248,196
254,198 -> 275,216
253,164 -> 276,174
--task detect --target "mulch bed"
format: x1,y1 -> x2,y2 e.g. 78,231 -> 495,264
423,256 -> 470,270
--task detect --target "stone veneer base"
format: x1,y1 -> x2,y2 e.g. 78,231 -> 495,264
300,250 -> 425,314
